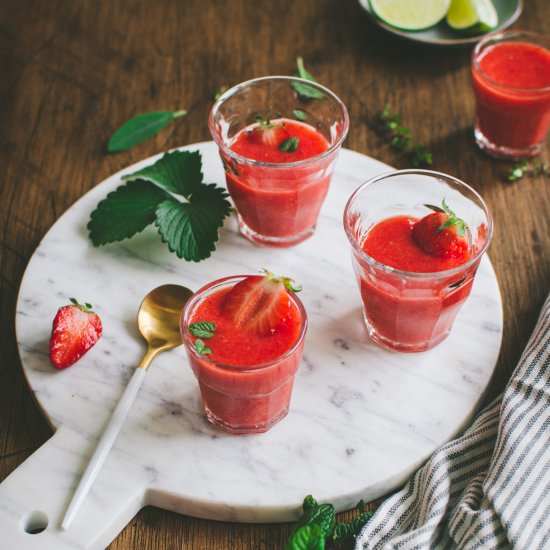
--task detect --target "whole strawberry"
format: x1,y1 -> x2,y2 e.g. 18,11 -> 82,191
412,199 -> 470,259
49,298 -> 103,369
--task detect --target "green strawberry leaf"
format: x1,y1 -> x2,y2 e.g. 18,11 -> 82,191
108,110 -> 187,153
155,184 -> 231,262
88,180 -> 170,245
122,150 -> 203,196
284,525 -> 325,550
189,321 -> 216,339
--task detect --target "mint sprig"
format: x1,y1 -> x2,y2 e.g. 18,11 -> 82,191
108,110 -> 187,153
285,495 -> 375,550
88,150 -> 232,262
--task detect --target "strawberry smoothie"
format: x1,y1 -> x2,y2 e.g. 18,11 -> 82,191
344,170 -> 492,353
224,118 -> 330,243
209,76 -> 349,247
358,215 -> 475,352
472,31 -> 550,159
181,273 -> 307,434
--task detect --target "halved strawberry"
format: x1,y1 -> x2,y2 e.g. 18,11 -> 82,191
412,200 -> 470,259
246,116 -> 292,148
222,269 -> 301,336
49,298 -> 103,369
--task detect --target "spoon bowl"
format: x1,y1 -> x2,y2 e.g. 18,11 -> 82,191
138,284 -> 194,362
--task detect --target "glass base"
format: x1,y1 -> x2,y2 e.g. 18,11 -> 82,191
237,214 -> 315,248
363,311 -> 450,353
204,405 -> 289,434
474,125 -> 542,160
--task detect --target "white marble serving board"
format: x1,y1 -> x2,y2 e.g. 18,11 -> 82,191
1,142 -> 502,549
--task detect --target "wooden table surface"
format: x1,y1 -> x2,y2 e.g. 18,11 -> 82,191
1,1 -> 548,548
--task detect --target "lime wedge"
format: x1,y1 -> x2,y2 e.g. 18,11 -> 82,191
446,0 -> 498,33
369,0 -> 451,31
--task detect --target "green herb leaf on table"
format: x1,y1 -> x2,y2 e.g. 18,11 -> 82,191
213,85 -> 228,101
88,180 -> 171,246
88,150 -> 232,262
293,109 -> 307,121
506,158 -> 549,182
280,136 -> 300,152
374,104 -> 433,168
108,110 -> 187,153
194,339 -> 212,355
284,524 -> 325,550
285,495 -> 376,549
291,57 -> 325,100
188,321 -> 216,339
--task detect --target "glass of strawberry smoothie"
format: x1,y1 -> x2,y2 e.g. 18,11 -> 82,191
180,275 -> 308,434
208,76 -> 349,247
343,170 -> 493,353
472,31 -> 550,159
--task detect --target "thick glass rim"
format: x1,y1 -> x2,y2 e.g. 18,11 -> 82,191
343,169 -> 494,279
180,275 -> 308,371
472,30 -> 550,94
208,75 -> 350,168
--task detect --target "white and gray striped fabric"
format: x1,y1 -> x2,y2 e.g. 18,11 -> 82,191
356,293 -> 550,550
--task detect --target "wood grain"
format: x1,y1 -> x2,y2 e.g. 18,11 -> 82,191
1,1 -> 548,548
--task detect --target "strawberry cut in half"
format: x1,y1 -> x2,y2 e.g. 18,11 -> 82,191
49,298 -> 103,369
222,269 -> 301,337
246,116 -> 292,148
412,199 -> 470,259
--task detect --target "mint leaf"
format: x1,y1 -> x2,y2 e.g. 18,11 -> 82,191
123,150 -> 203,196
303,495 -> 318,513
284,525 -> 325,550
88,180 -> 170,245
108,110 -> 187,152
280,137 -> 299,152
189,321 -> 216,339
297,503 -> 335,538
291,57 -> 325,100
293,109 -> 307,121
155,184 -> 231,262
194,339 -> 211,355
291,81 -> 325,100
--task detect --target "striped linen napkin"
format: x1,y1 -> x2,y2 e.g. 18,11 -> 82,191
356,293 -> 550,550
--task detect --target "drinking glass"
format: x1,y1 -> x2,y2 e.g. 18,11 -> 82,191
209,76 -> 349,247
343,170 -> 493,353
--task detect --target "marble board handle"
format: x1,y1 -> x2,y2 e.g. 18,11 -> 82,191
0,427 -> 143,549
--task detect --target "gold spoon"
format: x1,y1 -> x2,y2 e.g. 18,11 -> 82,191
61,284 -> 193,530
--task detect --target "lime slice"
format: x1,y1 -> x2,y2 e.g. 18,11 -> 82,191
446,0 -> 498,33
369,0 -> 451,31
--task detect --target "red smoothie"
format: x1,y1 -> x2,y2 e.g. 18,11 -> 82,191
472,39 -> 550,155
181,275 -> 307,434
223,118 -> 332,245
357,215 -> 476,352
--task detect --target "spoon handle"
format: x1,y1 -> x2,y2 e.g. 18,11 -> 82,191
61,367 -> 147,530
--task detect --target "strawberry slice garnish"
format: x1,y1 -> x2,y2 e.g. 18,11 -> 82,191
412,199 -> 470,259
246,116 -> 292,148
222,269 -> 301,336
49,298 -> 103,369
